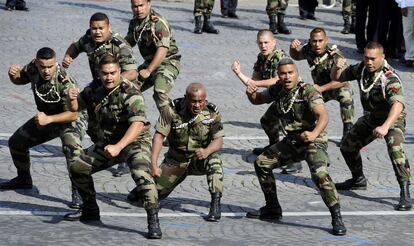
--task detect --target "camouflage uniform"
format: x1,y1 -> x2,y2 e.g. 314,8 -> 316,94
73,31 -> 137,142
125,9 -> 181,113
342,0 -> 356,21
8,60 -> 86,188
194,0 -> 216,16
154,97 -> 225,199
255,81 -> 339,208
267,0 -> 289,16
70,78 -> 159,209
294,43 -> 354,125
337,61 -> 410,183
253,48 -> 287,146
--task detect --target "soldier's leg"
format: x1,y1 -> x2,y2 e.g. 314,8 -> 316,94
201,0 -> 219,34
276,0 -> 291,34
227,0 -> 238,18
329,85 -> 354,145
0,118 -> 58,189
341,0 -> 352,34
337,116 -> 375,190
305,140 -> 346,235
156,159 -> 189,200
60,113 -> 87,209
350,0 -> 356,33
254,102 -> 280,155
220,0 -> 228,16
384,117 -> 412,211
152,63 -> 179,114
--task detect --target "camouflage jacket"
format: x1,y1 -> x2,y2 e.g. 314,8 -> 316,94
266,81 -> 325,135
125,9 -> 181,68
20,60 -> 77,116
74,31 -> 137,82
155,97 -> 224,160
296,43 -> 344,85
78,78 -> 151,144
338,60 -> 405,122
252,48 -> 286,80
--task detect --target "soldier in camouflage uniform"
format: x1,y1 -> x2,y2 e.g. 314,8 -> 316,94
232,30 -> 302,174
290,27 -> 354,146
63,12 -> 138,177
245,58 -> 347,236
193,0 -> 220,34
332,42 -> 412,211
63,54 -> 162,239
129,83 -> 225,222
267,0 -> 291,34
0,47 -> 87,209
126,0 -> 180,114
220,0 -> 238,18
341,0 -> 356,34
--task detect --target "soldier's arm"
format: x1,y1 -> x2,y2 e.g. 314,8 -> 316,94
373,102 -> 403,139
139,47 -> 168,79
121,69 -> 138,82
231,60 -> 277,88
302,104 -> 328,142
116,121 -> 144,150
330,57 -> 348,81
35,111 -> 78,127
8,64 -> 29,85
246,85 -> 272,105
314,81 -> 344,93
125,20 -> 137,48
151,131 -> 165,177
62,43 -> 81,68
289,39 -> 303,60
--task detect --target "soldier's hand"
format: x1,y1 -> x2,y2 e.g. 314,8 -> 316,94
301,131 -> 317,143
195,148 -> 210,160
373,125 -> 388,139
313,84 -> 323,93
104,144 -> 122,158
139,69 -> 151,79
151,164 -> 162,178
335,58 -> 347,70
8,64 -> 21,77
35,112 -> 51,127
290,39 -> 302,51
62,55 -> 73,68
68,88 -> 80,100
246,82 -> 257,95
231,60 -> 241,75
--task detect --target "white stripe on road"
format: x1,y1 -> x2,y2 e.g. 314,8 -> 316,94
0,210 -> 414,217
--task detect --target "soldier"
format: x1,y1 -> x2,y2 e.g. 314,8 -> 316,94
63,12 -> 138,177
267,0 -> 291,34
232,29 -> 302,174
193,0 -> 220,34
125,0 -> 181,116
0,47 -> 86,209
341,0 -> 356,34
331,42 -> 412,211
129,83 -> 225,222
220,0 -> 238,18
64,54 -> 162,239
245,58 -> 347,236
290,27 -> 354,146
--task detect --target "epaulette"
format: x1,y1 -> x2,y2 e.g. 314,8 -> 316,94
207,102 -> 219,113
111,34 -> 124,47
173,97 -> 183,110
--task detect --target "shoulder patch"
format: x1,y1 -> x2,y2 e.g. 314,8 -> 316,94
207,102 -> 219,113
111,36 -> 124,47
151,15 -> 159,22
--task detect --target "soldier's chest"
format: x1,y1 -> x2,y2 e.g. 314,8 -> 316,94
171,115 -> 211,142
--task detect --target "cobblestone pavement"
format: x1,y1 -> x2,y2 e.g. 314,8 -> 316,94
1,0 -> 414,245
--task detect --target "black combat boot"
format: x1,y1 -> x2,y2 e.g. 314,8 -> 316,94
202,15 -> 219,34
0,170 -> 32,190
147,208 -> 162,239
335,174 -> 367,190
268,15 -> 278,34
350,16 -> 356,34
341,17 -> 351,34
63,202 -> 100,222
194,15 -> 202,34
281,162 -> 303,174
395,181 -> 412,211
68,187 -> 83,209
337,122 -> 353,147
276,14 -> 291,35
246,192 -> 282,220
113,162 -> 129,177
205,192 -> 222,222
329,204 -> 347,236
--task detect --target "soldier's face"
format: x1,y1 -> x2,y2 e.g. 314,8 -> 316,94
90,21 -> 112,44
278,64 -> 299,91
310,32 -> 328,56
186,90 -> 206,115
35,58 -> 57,81
257,34 -> 276,56
364,48 -> 385,73
100,63 -> 121,90
131,0 -> 151,21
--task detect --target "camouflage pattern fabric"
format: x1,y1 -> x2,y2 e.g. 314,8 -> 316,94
154,97 -> 224,199
194,0 -> 216,16
266,0 -> 289,16
255,81 -> 340,208
342,0 -> 356,20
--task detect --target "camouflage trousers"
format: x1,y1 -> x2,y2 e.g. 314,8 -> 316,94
267,0 -> 289,16
261,102 -> 281,145
194,0 -> 216,16
8,114 -> 86,184
156,152 -> 224,200
340,115 -> 411,182
342,0 -> 356,19
138,61 -> 180,113
69,138 -> 159,209
255,132 -> 340,208
321,82 -> 354,124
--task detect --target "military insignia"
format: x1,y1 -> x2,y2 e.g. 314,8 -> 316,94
151,15 -> 159,22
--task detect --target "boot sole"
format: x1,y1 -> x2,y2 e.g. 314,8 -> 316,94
332,230 -> 347,236
394,205 -> 412,211
335,186 -> 367,191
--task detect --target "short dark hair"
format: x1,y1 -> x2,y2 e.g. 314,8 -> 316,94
365,41 -> 384,53
99,54 -> 119,69
36,47 -> 56,60
310,27 -> 326,37
277,57 -> 295,69
90,12 -> 109,25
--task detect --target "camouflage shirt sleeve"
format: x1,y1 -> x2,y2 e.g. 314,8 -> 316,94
338,63 -> 361,82
59,74 -> 78,111
125,93 -> 149,124
19,62 -> 33,84
153,19 -> 171,49
78,86 -> 93,111
210,111 -> 225,139
296,43 -> 308,60
303,84 -> 324,110
154,103 -> 174,137
125,19 -> 137,48
385,75 -> 404,105
73,32 -> 89,53
114,35 -> 138,72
